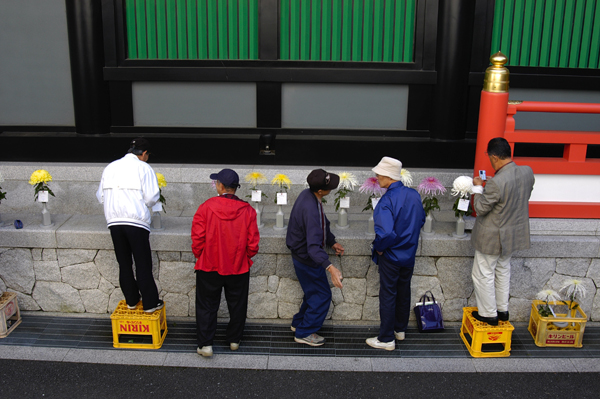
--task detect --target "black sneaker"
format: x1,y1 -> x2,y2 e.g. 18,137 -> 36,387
144,300 -> 164,313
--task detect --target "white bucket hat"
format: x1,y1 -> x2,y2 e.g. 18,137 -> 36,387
372,156 -> 402,180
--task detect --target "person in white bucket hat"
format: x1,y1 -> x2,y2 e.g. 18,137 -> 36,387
366,156 -> 425,351
372,156 -> 403,181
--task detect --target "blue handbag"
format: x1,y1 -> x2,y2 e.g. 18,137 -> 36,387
413,291 -> 444,333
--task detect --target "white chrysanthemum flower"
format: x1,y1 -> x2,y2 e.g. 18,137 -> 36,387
451,176 -> 474,198
337,172 -> 358,191
560,279 -> 586,300
536,289 -> 561,303
400,169 -> 413,186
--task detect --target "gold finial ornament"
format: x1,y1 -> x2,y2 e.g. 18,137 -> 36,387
483,51 -> 509,93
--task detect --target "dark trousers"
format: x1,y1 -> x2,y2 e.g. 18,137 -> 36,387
378,255 -> 414,342
292,258 -> 332,338
109,225 -> 160,311
195,270 -> 250,347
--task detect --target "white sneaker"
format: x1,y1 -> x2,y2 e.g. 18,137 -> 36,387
230,342 -> 240,351
197,346 -> 213,357
290,326 -> 296,332
366,337 -> 395,351
394,331 -> 405,341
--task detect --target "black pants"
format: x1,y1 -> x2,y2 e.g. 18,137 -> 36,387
195,270 -> 250,347
109,225 -> 159,310
378,254 -> 414,342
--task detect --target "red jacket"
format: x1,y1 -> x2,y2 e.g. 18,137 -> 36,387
191,194 -> 260,275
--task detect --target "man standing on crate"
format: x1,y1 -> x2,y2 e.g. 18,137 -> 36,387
366,156 -> 425,351
96,138 -> 164,313
192,169 -> 260,357
471,137 -> 535,326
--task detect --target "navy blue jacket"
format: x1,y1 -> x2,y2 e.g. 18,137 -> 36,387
372,181 -> 425,267
286,189 -> 336,269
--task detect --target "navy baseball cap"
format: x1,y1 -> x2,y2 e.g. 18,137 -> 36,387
210,169 -> 240,188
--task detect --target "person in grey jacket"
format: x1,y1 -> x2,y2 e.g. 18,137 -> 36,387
470,137 -> 535,325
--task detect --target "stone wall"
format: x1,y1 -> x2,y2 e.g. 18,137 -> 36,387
1,227 -> 600,322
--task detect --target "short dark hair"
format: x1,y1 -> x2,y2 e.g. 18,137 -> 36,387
127,147 -> 145,156
221,183 -> 237,192
487,137 -> 512,159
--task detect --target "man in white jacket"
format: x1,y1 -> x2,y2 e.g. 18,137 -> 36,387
96,138 -> 163,313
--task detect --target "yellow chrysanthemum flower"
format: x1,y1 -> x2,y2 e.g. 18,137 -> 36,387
245,172 -> 267,186
271,174 -> 291,189
29,170 -> 53,185
156,173 -> 167,188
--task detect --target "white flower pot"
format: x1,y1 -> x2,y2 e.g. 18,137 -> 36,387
422,211 -> 434,234
274,205 -> 287,230
452,214 -> 467,238
40,202 -> 54,228
151,211 -> 165,230
336,208 -> 349,229
254,202 -> 264,228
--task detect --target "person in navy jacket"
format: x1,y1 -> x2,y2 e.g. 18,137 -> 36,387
366,157 -> 425,351
286,169 -> 345,347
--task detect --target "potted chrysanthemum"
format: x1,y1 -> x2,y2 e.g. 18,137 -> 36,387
417,177 -> 446,234
271,173 -> 291,230
334,172 -> 358,229
151,173 -> 167,230
529,279 -> 589,348
29,169 -> 55,227
0,172 -> 6,227
245,171 -> 268,228
451,176 -> 473,238
359,177 -> 387,235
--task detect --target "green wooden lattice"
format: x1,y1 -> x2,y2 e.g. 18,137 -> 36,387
491,0 -> 600,68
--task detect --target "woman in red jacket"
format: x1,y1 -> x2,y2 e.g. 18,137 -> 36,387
191,169 -> 260,357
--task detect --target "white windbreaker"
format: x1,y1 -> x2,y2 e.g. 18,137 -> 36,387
96,153 -> 160,231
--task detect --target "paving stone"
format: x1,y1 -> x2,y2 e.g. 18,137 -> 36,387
94,250 -> 120,287
247,292 -> 278,318
556,258 -> 591,277
250,254 -> 277,277
267,275 -> 279,293
57,249 -> 97,268
0,248 -> 35,294
341,278 -> 366,305
249,276 -> 268,294
33,260 -> 61,282
340,256 -> 371,278
158,261 -> 195,294
436,257 -> 473,299
331,302 -> 362,320
80,289 -> 109,313
32,281 -> 85,312
163,292 -> 189,316
414,256 -> 437,276
362,296 -> 380,321
510,258 -> 556,299
61,262 -> 101,290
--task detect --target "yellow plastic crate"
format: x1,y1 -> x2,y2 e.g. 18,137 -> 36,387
460,307 -> 514,358
110,300 -> 167,349
528,300 -> 587,348
0,292 -> 22,338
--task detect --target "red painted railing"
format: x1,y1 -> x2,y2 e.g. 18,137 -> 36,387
474,97 -> 600,219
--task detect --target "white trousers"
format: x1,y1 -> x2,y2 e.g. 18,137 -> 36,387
471,250 -> 512,318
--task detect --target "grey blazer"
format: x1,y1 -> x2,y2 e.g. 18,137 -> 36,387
471,162 -> 535,255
